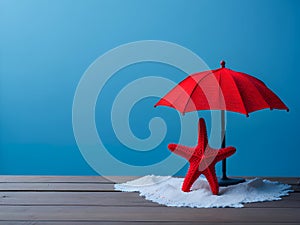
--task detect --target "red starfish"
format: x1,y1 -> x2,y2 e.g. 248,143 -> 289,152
168,118 -> 236,195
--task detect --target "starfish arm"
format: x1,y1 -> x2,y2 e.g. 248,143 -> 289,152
168,143 -> 195,160
182,164 -> 202,192
203,164 -> 219,195
197,118 -> 208,153
214,146 -> 236,163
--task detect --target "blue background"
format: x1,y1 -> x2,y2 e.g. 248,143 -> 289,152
0,0 -> 299,176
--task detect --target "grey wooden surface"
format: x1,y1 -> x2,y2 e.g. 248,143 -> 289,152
0,176 -> 299,225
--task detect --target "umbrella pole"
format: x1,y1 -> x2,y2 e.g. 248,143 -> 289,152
221,110 -> 228,180
218,110 -> 245,186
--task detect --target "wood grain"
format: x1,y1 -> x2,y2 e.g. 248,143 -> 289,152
0,206 -> 299,222
0,182 -> 115,191
0,191 -> 299,208
0,176 -> 138,183
0,176 -> 298,184
0,176 -> 299,224
0,222 -> 298,225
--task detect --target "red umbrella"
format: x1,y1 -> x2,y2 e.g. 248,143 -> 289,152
155,60 -> 289,186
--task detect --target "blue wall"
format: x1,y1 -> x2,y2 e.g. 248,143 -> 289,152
0,0 -> 299,176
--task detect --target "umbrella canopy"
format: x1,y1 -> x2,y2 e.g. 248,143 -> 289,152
155,61 -> 289,116
155,60 -> 289,186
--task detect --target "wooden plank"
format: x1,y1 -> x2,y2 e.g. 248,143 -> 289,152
0,192 -> 158,207
0,206 -> 299,222
0,176 -> 299,185
0,183 -> 115,191
244,193 -> 300,208
292,184 -> 300,192
0,222 -> 298,225
0,178 -> 298,192
0,191 -> 299,208
0,176 -> 138,183
0,176 -> 299,224
0,183 -> 297,193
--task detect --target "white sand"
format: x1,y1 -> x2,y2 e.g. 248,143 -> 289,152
115,175 -> 292,208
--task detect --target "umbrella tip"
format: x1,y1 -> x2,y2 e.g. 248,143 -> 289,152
220,60 -> 226,68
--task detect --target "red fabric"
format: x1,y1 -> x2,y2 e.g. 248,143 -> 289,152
155,67 -> 289,115
168,118 -> 236,195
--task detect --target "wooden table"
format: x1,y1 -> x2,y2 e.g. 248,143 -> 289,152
0,176 -> 299,224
